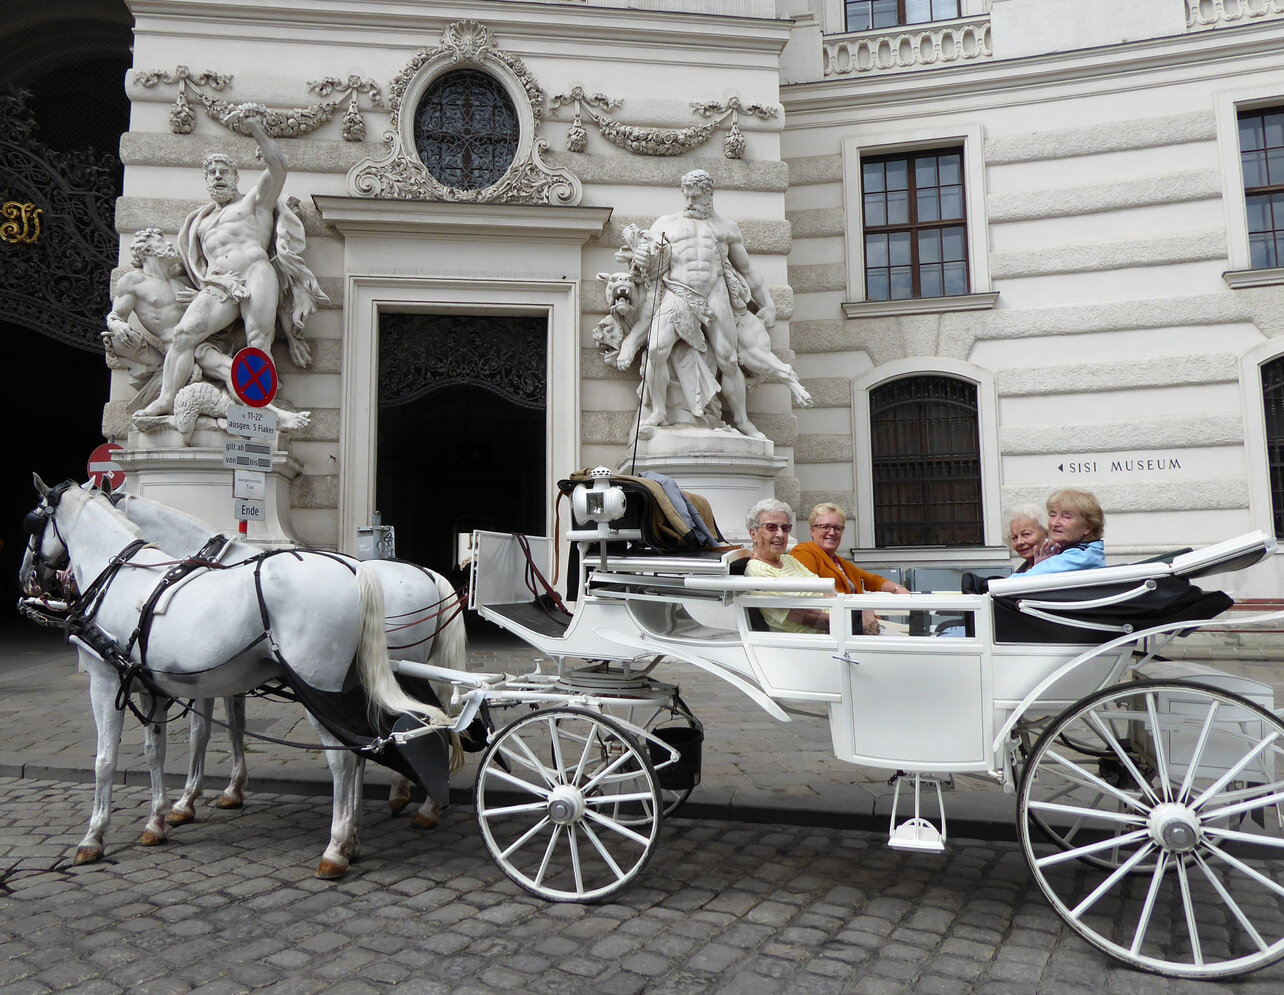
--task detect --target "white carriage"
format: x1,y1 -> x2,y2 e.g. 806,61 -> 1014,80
387,468 -> 1284,979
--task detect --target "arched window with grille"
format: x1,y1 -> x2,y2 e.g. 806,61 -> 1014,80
869,375 -> 983,547
1262,356 -> 1284,536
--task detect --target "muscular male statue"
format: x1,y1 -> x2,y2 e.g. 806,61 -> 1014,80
106,228 -> 309,439
135,103 -> 325,418
620,169 -> 774,439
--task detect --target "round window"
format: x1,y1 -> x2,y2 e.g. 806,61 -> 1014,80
414,69 -> 519,191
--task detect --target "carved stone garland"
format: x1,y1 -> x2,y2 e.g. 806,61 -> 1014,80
134,66 -> 383,142
549,87 -> 777,160
348,20 -> 581,205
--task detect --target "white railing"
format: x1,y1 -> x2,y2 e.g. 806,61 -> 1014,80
1186,0 -> 1284,29
823,16 -> 992,77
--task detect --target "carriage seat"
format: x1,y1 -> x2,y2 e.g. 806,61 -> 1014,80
560,469 -> 728,553
727,554 -> 770,631
983,531 -> 1275,644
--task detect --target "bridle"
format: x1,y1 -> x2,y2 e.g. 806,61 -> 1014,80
21,480 -> 76,600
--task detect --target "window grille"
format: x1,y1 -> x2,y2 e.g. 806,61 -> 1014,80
1263,356 -> 1284,536
862,148 -> 968,301
870,375 -> 982,547
1239,107 -> 1284,270
414,69 -> 519,191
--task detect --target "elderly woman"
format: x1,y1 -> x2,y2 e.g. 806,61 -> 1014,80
742,498 -> 831,633
1004,503 -> 1049,574
791,503 -> 910,595
1025,489 -> 1105,575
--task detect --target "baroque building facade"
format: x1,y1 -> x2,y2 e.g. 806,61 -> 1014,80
35,0 -> 1284,592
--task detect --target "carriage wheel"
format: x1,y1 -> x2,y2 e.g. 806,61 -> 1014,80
1017,679 -> 1284,978
474,707 -> 661,903
600,692 -> 700,823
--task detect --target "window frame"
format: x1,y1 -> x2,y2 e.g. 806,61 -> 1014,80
851,359 -> 1002,556
861,147 -> 970,302
1216,86 -> 1284,288
1237,105 -> 1284,273
844,0 -> 961,33
1240,340 -> 1284,539
842,124 -> 995,318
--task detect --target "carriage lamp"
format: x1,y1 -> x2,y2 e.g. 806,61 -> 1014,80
572,467 -> 626,528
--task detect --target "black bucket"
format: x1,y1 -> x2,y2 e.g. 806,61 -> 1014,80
649,724 -> 703,790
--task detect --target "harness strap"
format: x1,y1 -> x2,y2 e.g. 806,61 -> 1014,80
516,532 -> 571,617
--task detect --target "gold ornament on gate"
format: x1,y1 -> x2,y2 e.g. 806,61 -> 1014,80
0,201 -> 42,244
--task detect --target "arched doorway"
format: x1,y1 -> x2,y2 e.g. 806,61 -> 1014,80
2,1 -> 131,627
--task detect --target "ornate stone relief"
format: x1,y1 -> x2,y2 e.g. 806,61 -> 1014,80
134,66 -> 383,141
1186,0 -> 1284,29
823,16 -> 992,76
348,20 -> 581,205
549,87 -> 777,160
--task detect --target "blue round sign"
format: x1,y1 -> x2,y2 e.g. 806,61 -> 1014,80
230,347 -> 278,408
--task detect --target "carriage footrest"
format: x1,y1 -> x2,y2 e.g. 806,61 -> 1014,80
887,773 -> 947,853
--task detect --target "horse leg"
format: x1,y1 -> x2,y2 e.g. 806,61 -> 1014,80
351,757 -> 366,864
215,695 -> 247,809
168,697 -> 212,825
388,774 -> 412,815
306,715 -> 359,880
139,692 -> 171,846
411,796 -> 440,830
76,654 -> 126,864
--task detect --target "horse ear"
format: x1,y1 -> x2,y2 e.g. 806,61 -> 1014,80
33,473 -> 50,498
98,476 -> 114,497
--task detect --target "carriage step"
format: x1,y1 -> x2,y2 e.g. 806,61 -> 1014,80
887,773 -> 947,853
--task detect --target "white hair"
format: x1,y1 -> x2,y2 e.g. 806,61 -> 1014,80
1003,503 -> 1048,551
746,498 -> 794,533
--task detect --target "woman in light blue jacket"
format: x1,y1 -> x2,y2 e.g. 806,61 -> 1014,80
1026,489 -> 1105,575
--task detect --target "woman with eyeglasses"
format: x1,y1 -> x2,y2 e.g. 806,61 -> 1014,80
743,498 -> 831,633
791,503 -> 910,596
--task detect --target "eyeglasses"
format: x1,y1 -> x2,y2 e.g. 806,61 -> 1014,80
812,524 -> 844,534
754,522 -> 792,534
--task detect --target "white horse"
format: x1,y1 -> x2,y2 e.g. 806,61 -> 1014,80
19,477 -> 450,878
111,491 -> 466,829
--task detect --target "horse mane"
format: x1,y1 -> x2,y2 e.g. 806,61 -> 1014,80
70,484 -> 147,541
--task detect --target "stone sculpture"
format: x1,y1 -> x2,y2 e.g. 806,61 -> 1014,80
593,169 -> 810,441
132,103 -> 326,421
104,227 -> 310,444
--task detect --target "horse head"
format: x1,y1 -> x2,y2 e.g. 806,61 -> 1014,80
19,474 -> 83,600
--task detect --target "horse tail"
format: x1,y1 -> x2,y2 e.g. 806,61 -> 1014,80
428,569 -> 468,672
355,565 -> 463,773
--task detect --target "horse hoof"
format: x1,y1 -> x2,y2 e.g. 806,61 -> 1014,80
314,858 -> 348,880
139,829 -> 166,847
165,809 -> 195,826
74,845 -> 103,865
410,811 -> 439,830
389,797 -> 410,816
215,795 -> 244,810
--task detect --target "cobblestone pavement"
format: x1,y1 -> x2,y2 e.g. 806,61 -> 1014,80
2,777 -> 1284,995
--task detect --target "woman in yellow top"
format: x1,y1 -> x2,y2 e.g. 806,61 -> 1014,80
742,499 -> 830,634
790,503 -> 910,596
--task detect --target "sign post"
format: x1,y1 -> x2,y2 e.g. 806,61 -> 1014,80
226,348 -> 279,533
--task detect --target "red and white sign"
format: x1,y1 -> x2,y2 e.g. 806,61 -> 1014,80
230,347 -> 278,408
87,442 -> 125,489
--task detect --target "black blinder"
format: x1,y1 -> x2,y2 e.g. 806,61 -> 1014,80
23,508 -> 49,536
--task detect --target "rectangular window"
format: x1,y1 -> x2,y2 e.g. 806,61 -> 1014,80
845,0 -> 960,32
862,149 -> 968,301
1240,107 -> 1284,270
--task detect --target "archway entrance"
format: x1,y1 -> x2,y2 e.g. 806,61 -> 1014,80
375,313 -> 547,622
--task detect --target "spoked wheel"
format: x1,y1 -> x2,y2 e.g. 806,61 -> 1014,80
600,692 -> 701,823
1018,679 -> 1284,978
474,707 -> 662,902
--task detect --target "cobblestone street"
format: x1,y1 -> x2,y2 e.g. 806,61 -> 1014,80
3,778 -> 1283,994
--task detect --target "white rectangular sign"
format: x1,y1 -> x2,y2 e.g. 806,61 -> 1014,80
234,498 -> 265,522
226,403 -> 277,439
222,439 -> 272,471
233,469 -> 266,500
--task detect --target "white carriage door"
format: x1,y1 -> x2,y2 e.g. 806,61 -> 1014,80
830,605 -> 988,771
